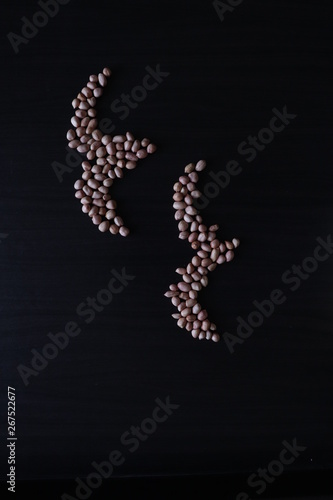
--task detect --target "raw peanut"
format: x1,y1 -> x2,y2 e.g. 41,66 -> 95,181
187,263 -> 195,274
68,139 -> 80,149
82,161 -> 91,171
82,172 -> 92,181
200,276 -> 209,287
119,226 -> 130,237
106,143 -> 116,155
173,201 -> 186,210
186,299 -> 196,308
178,282 -> 191,292
131,140 -> 141,152
183,214 -> 193,223
92,191 -> 102,199
98,73 -> 107,87
126,131 -> 134,141
103,67 -> 112,77
113,135 -> 126,143
81,196 -> 91,205
184,194 -> 193,205
114,167 -> 123,178
95,174 -> 106,182
83,186 -> 93,196
106,200 -> 117,209
86,151 -> 95,160
195,160 -> 206,171
198,310 -> 208,321
125,161 -> 137,170
177,318 -> 187,329
98,221 -> 110,232
174,210 -> 185,220
93,88 -> 103,98
201,243 -> 211,252
193,320 -> 202,330
181,307 -> 191,318
87,179 -> 99,189
114,216 -> 124,227
67,129 -> 76,141
185,206 -> 197,215
192,303 -> 201,314
96,146 -> 106,157
178,221 -> 188,232
184,163 -> 195,173
188,232 -> 198,243
173,192 -> 183,202
125,152 -> 138,161
188,172 -> 198,183
74,180 -> 84,190
225,250 -> 234,262
201,320 -> 210,331
220,243 -> 226,252
92,199 -> 105,207
136,149 -> 148,159
191,271 -> 201,281
179,176 -> 189,185
217,254 -> 226,264
186,314 -> 196,322
92,215 -> 102,225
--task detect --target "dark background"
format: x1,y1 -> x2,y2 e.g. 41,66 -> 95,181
1,0 -> 332,498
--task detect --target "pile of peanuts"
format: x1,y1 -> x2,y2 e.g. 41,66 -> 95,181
164,160 -> 240,342
67,67 -> 157,236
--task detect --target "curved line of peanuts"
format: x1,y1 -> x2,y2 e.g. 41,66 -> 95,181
164,160 -> 240,342
67,67 -> 157,237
